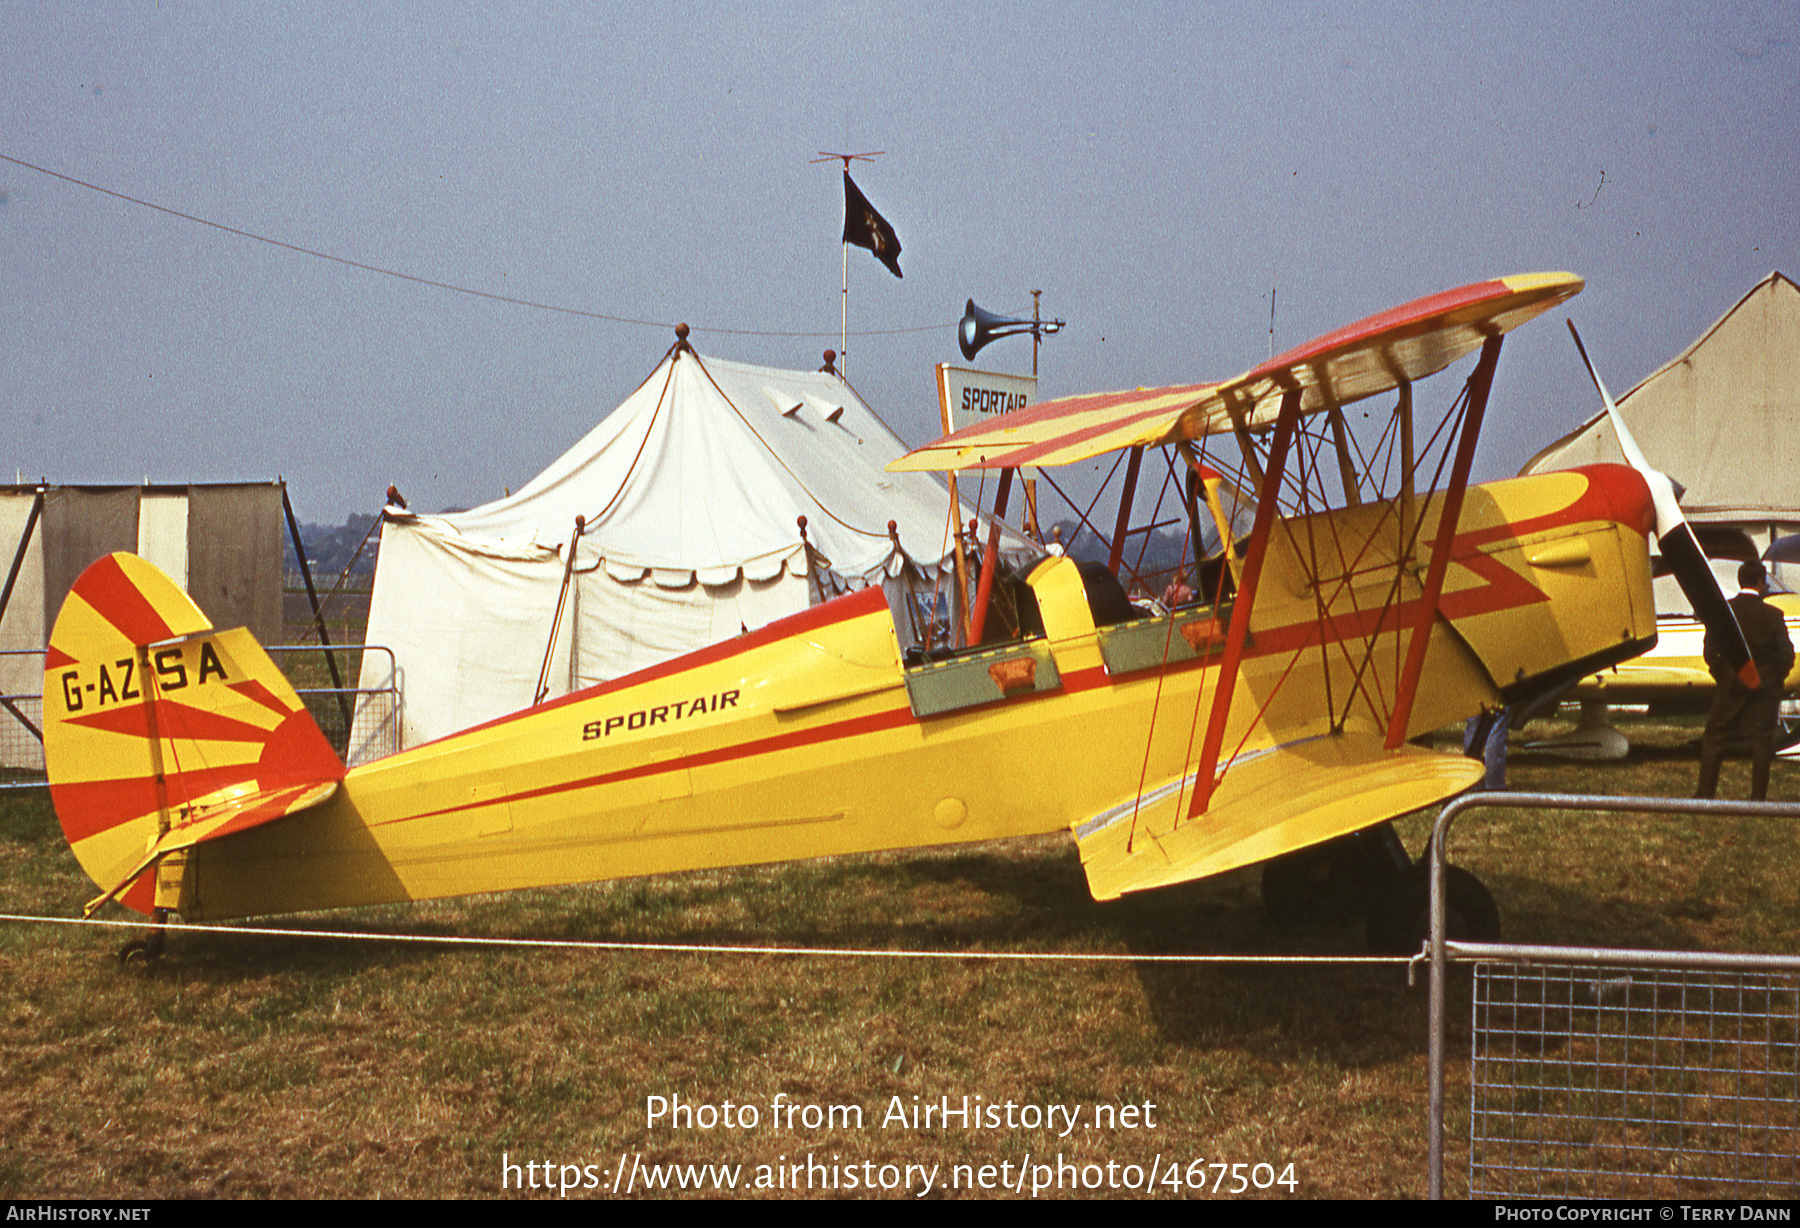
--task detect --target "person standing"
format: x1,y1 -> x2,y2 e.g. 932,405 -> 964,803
1696,560 -> 1795,801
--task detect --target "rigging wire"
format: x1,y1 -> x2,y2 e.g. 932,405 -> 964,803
0,152 -> 954,340
0,911 -> 1409,964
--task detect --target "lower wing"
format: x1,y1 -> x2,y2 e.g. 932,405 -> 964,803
1074,731 -> 1482,900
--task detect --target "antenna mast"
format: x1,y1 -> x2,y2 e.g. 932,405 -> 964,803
1269,280 -> 1276,361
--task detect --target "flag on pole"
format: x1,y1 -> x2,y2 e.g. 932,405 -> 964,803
842,172 -> 902,278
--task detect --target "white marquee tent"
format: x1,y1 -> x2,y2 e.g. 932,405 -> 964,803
354,340 -> 1037,759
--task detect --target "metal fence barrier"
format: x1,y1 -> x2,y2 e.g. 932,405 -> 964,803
267,644 -> 400,763
0,648 -> 45,783
0,644 -> 400,788
1427,792 -> 1800,1200
1469,953 -> 1798,1198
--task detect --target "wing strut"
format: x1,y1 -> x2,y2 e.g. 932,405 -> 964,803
1383,335 -> 1502,749
1326,406 -> 1363,507
1106,448 -> 1146,577
1186,388 -> 1303,819
968,468 -> 1016,642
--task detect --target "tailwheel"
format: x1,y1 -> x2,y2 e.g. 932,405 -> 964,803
1365,863 -> 1500,954
117,908 -> 168,967
1261,828 -> 1407,927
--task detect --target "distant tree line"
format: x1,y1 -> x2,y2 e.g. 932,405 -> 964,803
285,512 -> 381,582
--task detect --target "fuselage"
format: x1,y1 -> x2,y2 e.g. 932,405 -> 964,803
176,464 -> 1657,920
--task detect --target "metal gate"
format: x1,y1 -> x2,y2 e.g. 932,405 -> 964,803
1469,953 -> 1799,1197
1427,793 -> 1800,1199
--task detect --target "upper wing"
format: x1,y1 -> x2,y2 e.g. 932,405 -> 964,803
890,272 -> 1584,472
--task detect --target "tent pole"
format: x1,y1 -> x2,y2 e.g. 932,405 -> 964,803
281,485 -> 352,732
0,486 -> 44,631
840,241 -> 849,378
0,490 -> 45,742
797,516 -> 822,607
535,516 -> 586,706
314,509 -> 387,628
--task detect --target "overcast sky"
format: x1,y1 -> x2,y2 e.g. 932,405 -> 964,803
2,1 -> 1795,523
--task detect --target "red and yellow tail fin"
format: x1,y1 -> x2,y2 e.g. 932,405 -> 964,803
43,553 -> 344,916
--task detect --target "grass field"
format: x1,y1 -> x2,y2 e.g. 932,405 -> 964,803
2,717 -> 1796,1199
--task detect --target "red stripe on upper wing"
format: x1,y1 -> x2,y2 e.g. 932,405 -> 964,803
932,382 -> 1219,444
1255,279 -> 1511,376
44,646 -> 77,669
69,555 -> 176,646
974,405 -> 1185,466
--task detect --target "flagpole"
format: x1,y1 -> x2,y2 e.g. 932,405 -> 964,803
812,148 -> 889,382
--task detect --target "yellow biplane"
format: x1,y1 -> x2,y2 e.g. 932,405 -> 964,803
42,272 -> 1674,951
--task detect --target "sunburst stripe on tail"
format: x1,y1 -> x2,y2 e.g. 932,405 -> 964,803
64,699 -> 289,742
69,553 -> 205,644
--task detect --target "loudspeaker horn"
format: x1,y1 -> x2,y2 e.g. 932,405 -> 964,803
958,299 -> 1063,361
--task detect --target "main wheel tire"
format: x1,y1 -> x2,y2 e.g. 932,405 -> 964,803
1262,833 -> 1400,927
1366,864 -> 1500,954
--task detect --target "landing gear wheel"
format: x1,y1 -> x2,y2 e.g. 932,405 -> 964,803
1366,864 -> 1500,954
117,931 -> 164,967
1262,831 -> 1405,927
117,907 -> 168,967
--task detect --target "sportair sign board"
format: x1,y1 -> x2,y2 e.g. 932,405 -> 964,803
936,364 -> 1040,479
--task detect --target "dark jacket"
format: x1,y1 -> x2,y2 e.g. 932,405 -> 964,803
1706,592 -> 1795,692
